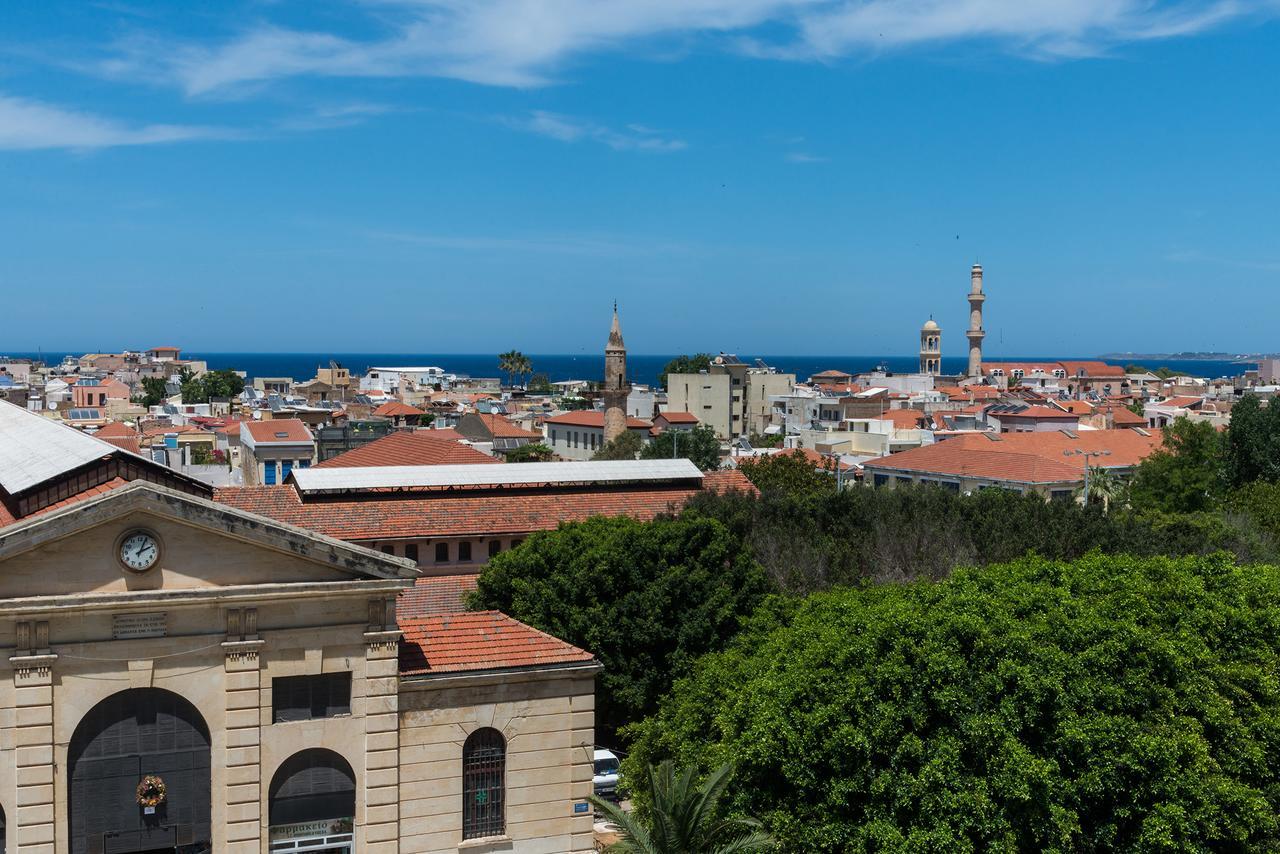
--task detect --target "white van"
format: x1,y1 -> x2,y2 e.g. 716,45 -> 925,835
593,748 -> 622,800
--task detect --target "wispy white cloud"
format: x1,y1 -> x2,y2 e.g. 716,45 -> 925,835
0,92 -> 227,151
91,1 -> 1277,96
507,111 -> 686,152
785,151 -> 828,163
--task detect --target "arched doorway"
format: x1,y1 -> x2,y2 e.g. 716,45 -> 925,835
68,688 -> 211,854
268,749 -> 355,853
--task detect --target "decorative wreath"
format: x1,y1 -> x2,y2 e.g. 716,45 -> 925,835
136,775 -> 167,808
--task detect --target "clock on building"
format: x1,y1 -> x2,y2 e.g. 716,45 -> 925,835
118,530 -> 161,572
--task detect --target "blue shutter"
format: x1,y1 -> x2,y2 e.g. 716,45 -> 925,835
264,462 -> 277,485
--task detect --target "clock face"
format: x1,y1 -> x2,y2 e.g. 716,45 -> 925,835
119,531 -> 160,572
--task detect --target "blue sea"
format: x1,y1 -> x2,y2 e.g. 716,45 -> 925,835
0,352 -> 1258,386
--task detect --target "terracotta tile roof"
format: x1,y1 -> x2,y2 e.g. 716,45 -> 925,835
880,409 -> 927,429
398,573 -> 480,618
864,429 -> 1162,484
1108,406 -> 1147,426
476,413 -> 542,439
936,386 -> 1001,401
424,428 -> 465,441
1157,396 -> 1205,409
545,411 -> 651,429
656,411 -> 700,424
99,436 -> 142,454
1059,360 -> 1127,378
993,406 -> 1081,420
214,468 -> 754,542
398,611 -> 594,676
1058,401 -> 1096,415
373,401 -> 425,418
95,421 -> 138,439
243,419 -> 313,444
809,370 -> 854,380
314,431 -> 498,468
216,422 -> 243,437
141,424 -> 207,438
0,477 -> 132,528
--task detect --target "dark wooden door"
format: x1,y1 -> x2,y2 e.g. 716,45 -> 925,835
69,690 -> 211,854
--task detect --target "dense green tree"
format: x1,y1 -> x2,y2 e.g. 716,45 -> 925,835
736,450 -> 835,501
660,354 -> 713,390
1222,394 -> 1280,488
469,515 -> 771,740
1129,416 -> 1224,513
559,396 -> 591,411
593,431 -> 645,460
590,762 -> 774,854
504,443 -> 554,462
138,376 -> 169,407
527,372 -> 554,394
626,553 -> 1280,852
179,368 -> 245,403
643,425 -> 722,471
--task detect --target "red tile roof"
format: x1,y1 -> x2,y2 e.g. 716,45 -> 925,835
398,611 -> 594,676
214,468 -> 753,542
1108,406 -> 1147,426
99,436 -> 142,454
243,419 -> 313,444
475,413 -> 542,439
95,421 -> 138,439
0,477 -> 132,527
399,573 -> 480,618
373,401 -> 425,418
314,431 -> 498,469
656,411 -> 700,424
1059,360 -> 1127,378
880,409 -> 927,429
864,429 -> 1162,484
1157,396 -> 1205,409
545,411 -> 651,429
992,406 -> 1081,420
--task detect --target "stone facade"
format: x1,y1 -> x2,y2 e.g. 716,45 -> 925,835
0,484 -> 597,853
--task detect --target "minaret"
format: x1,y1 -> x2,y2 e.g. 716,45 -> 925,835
967,264 -> 986,377
603,304 -> 630,444
919,318 -> 941,375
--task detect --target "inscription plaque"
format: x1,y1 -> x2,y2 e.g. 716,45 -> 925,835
112,612 -> 167,640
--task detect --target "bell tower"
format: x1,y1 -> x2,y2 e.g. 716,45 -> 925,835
603,304 -> 630,444
919,318 -> 941,375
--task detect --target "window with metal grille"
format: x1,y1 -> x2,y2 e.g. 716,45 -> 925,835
272,673 -> 352,723
462,728 -> 505,839
488,540 -> 501,558
435,542 -> 449,563
459,541 -> 472,562
405,543 -> 419,563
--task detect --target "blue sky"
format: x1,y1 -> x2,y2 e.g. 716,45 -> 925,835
2,1 -> 1279,356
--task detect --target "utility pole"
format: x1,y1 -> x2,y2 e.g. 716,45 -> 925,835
1064,449 -> 1111,505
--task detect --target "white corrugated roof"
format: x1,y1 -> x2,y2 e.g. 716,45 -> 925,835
290,458 -> 703,493
0,400 -> 120,494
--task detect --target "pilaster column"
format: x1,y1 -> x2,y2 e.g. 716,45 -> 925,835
222,607 -> 264,853
11,618 -> 56,854
364,597 -> 402,852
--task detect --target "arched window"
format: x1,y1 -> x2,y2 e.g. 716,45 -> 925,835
462,728 -> 506,839
269,748 -> 355,830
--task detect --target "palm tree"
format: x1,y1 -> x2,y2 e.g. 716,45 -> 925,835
1078,465 -> 1126,509
589,761 -> 774,854
498,350 -> 533,388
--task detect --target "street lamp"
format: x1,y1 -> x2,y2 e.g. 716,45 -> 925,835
1064,449 -> 1111,505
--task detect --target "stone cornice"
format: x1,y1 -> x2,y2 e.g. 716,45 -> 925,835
0,577 -> 412,617
398,660 -> 602,691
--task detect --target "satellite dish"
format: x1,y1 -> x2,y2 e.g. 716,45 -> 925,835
48,401 -> 58,411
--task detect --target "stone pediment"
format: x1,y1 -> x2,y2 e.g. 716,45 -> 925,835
0,481 -> 418,599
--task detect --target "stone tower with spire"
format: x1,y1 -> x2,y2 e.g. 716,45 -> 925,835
919,317 -> 941,375
967,264 -> 986,377
603,304 -> 630,444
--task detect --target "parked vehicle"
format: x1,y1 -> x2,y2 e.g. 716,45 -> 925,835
593,748 -> 622,800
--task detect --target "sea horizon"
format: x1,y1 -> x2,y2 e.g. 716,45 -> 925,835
1,351 -> 1258,387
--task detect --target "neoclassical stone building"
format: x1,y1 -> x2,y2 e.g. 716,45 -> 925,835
0,402 -> 599,854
